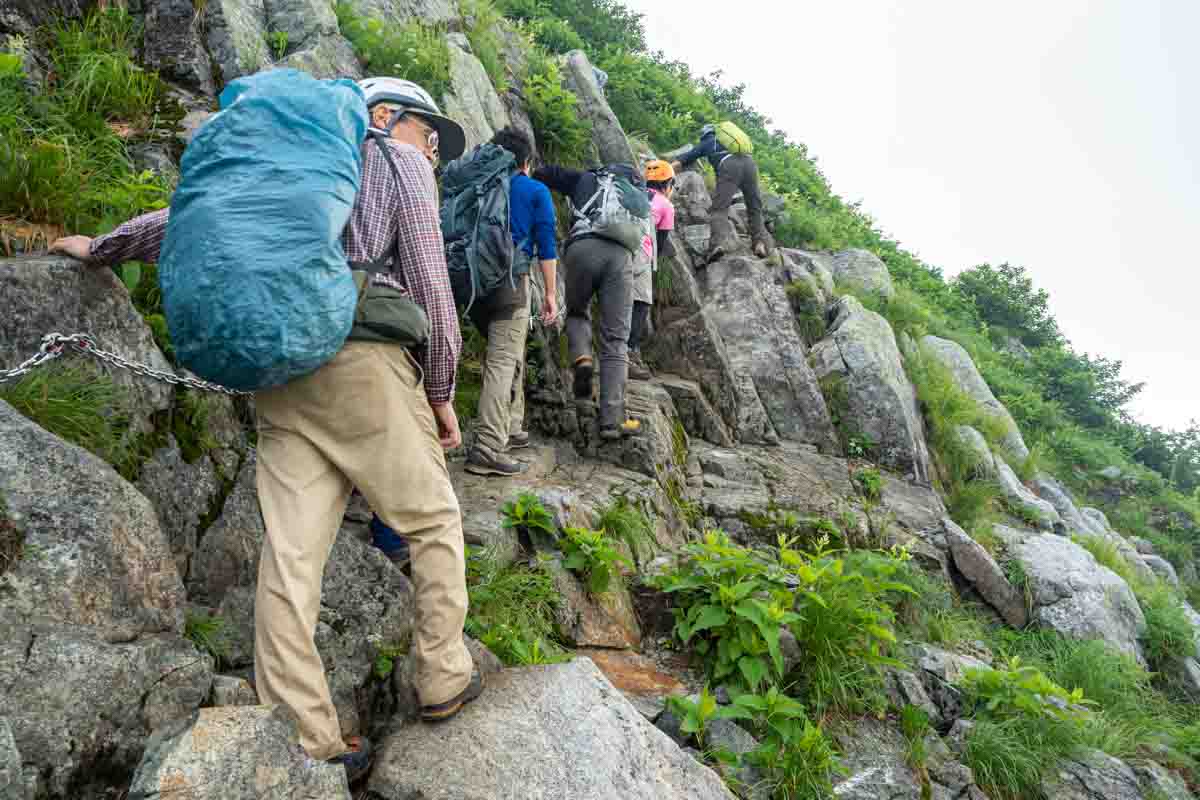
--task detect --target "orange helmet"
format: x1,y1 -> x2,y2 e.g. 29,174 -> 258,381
644,159 -> 675,183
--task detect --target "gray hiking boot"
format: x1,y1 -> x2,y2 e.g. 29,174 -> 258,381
628,352 -> 652,381
466,444 -> 529,477
508,431 -> 531,450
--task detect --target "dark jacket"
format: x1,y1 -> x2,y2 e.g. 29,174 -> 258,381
676,131 -> 729,172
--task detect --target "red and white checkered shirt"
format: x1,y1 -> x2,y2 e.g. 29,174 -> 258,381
90,139 -> 461,405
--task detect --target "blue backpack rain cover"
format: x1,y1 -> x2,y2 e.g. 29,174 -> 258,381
159,69 -> 368,391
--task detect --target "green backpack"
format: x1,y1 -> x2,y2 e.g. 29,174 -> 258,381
715,121 -> 754,155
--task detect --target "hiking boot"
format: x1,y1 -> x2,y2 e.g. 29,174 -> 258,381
328,735 -> 373,783
572,357 -> 594,399
466,444 -> 529,477
370,515 -> 410,568
599,419 -> 641,440
507,431 -> 531,450
421,671 -> 485,722
628,353 -> 652,381
753,242 -> 768,259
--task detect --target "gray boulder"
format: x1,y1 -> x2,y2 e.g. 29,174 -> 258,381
209,674 -> 259,707
1001,528 -> 1146,662
0,0 -> 87,37
831,718 -> 923,799
128,705 -> 349,800
0,622 -> 213,799
0,255 -> 173,434
277,34 -> 362,80
1042,750 -> 1143,800
1030,473 -> 1093,535
548,558 -> 642,650
955,426 -> 997,477
1131,760 -> 1192,800
920,336 -> 1029,461
1131,536 -> 1156,555
810,296 -> 932,483
188,455 -> 264,605
995,459 -> 1061,530
909,643 -> 992,725
368,658 -> 737,800
830,248 -> 894,300
0,718 -> 23,800
135,437 -> 225,580
1142,554 -> 1180,587
701,255 -> 839,450
203,0 -> 272,85
944,518 -> 1027,628
657,375 -> 735,447
0,400 -> 185,636
561,50 -> 636,167
1074,507 -> 1158,584
672,169 -> 712,226
339,0 -> 457,25
781,249 -> 837,297
444,33 -> 511,152
143,0 -> 217,95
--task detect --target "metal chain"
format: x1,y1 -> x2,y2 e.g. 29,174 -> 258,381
0,333 -> 249,395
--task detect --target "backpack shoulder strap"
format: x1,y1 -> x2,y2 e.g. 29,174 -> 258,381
349,133 -> 405,278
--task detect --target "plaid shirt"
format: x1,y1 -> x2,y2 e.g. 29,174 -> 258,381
90,139 -> 461,405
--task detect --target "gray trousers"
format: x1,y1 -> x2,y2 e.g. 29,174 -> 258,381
710,153 -> 769,251
564,236 -> 633,429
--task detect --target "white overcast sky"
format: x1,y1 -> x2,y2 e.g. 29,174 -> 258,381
622,0 -> 1198,432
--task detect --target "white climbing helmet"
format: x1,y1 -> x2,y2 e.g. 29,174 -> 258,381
357,76 -> 466,162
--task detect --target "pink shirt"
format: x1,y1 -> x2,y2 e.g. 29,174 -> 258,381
641,190 -> 676,259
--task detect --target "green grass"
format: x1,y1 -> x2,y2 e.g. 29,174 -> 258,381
521,45 -> 592,165
786,279 -> 827,345
1136,581 -> 1198,670
461,0 -> 509,90
335,4 -> 452,104
0,362 -> 136,474
595,494 -> 656,566
0,7 -> 171,234
464,546 -> 567,666
0,497 -> 24,578
184,611 -> 230,666
964,716 -> 1071,800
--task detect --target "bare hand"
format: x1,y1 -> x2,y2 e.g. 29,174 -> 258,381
50,235 -> 95,262
431,403 -> 462,450
540,293 -> 559,326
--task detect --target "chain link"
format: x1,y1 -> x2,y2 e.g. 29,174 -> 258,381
0,333 -> 249,395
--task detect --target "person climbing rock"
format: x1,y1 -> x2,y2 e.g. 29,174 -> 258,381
50,75 -> 484,783
628,159 -> 677,381
533,162 -> 649,440
456,127 -> 559,476
672,121 -> 771,262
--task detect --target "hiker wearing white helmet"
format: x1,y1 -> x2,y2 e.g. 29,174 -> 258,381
51,74 -> 478,783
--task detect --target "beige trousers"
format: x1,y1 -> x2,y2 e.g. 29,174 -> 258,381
475,301 -> 530,453
253,341 -> 472,760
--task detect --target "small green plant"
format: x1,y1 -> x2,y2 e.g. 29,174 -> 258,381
1070,534 -> 1133,582
964,717 -> 1064,800
373,638 -> 410,679
961,656 -> 1093,724
500,491 -> 558,546
853,467 -> 883,502
731,687 -> 843,800
595,494 -> 655,566
1005,499 -> 1047,529
900,704 -> 931,768
663,473 -> 702,527
1002,558 -> 1032,614
845,432 -> 877,460
665,686 -> 723,749
558,525 -> 631,594
785,279 -> 826,345
336,5 -> 452,103
184,612 -> 230,666
268,30 -> 288,60
464,546 -> 567,666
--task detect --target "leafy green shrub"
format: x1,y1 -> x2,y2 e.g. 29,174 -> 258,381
500,490 -> 558,546
336,4 -> 452,103
461,0 -> 508,90
184,612 -> 230,665
0,363 -> 135,473
530,17 -> 585,53
664,686 -> 723,749
900,704 -> 931,768
595,494 -> 655,565
522,47 -> 592,165
0,9 -> 171,233
558,525 -> 630,594
736,688 -> 843,800
853,468 -> 882,502
961,657 -> 1092,724
464,546 -> 567,665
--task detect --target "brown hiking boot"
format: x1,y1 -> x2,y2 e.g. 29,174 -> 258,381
421,671 -> 485,722
465,444 -> 529,477
572,356 -> 594,399
753,241 -> 768,258
628,353 -> 652,381
600,419 -> 641,440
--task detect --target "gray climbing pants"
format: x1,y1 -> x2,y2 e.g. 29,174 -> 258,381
564,236 -> 633,429
710,153 -> 769,253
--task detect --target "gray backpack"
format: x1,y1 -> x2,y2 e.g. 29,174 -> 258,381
569,168 -> 651,254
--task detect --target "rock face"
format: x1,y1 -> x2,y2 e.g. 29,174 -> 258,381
995,459 -> 1061,530
143,0 -> 217,95
810,296 -> 932,483
549,560 -> 642,649
561,50 -> 637,167
0,255 -> 174,433
1031,472 -> 1093,535
0,718 -> 23,800
781,249 -> 837,298
943,518 -> 1027,628
1142,554 -> 1180,587
0,621 -> 213,799
128,705 -> 350,800
444,33 -> 511,151
831,718 -> 923,799
920,335 -> 1029,461
1041,750 -> 1144,800
700,255 -> 839,450
341,0 -> 457,25
996,526 -> 1146,662
369,659 -> 737,800
1130,760 -> 1192,800
0,400 -> 185,636
830,248 -> 895,300
135,437 -> 225,580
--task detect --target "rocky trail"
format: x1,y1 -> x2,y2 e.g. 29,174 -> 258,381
3,1 -> 1200,798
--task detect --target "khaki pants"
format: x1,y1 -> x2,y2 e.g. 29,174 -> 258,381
253,341 -> 472,760
472,276 -> 530,453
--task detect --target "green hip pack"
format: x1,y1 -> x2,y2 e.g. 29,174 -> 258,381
348,270 -> 430,349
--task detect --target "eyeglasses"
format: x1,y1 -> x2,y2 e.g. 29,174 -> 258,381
407,114 -> 440,161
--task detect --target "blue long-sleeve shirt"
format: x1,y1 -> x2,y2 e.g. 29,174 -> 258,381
509,173 -> 557,261
676,131 -> 728,172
